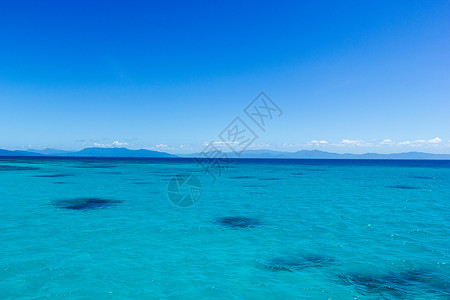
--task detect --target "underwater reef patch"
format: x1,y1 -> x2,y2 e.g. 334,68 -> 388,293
0,165 -> 40,171
99,171 -> 123,175
411,176 -> 434,179
388,185 -> 419,190
338,269 -> 450,298
215,216 -> 261,228
52,198 -> 121,210
73,165 -> 117,169
32,174 -> 71,178
263,254 -> 336,272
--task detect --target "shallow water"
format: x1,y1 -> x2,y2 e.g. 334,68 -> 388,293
0,157 -> 449,299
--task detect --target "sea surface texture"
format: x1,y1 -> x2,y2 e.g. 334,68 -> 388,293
0,157 -> 449,299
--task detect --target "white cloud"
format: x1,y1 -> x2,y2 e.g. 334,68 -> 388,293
337,139 -> 374,147
176,144 -> 195,151
145,144 -> 178,151
112,141 -> 129,147
93,143 -> 108,148
155,144 -> 169,149
397,137 -> 442,146
198,141 -> 240,150
332,137 -> 444,148
211,141 -> 239,146
93,140 -> 129,148
248,142 -> 272,149
340,139 -> 356,145
311,140 -> 328,144
379,139 -> 394,145
305,140 -> 328,147
429,137 -> 442,144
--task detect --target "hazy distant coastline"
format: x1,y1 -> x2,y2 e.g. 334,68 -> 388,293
1,147 -> 450,160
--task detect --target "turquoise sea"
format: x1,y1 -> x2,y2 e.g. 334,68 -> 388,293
0,157 -> 449,299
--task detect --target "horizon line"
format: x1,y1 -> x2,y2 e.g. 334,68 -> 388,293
2,146 -> 450,158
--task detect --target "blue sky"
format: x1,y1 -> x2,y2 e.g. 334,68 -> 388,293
0,1 -> 449,154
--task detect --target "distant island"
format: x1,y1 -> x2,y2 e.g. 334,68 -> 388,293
0,147 -> 176,158
1,147 -> 450,159
182,149 -> 450,160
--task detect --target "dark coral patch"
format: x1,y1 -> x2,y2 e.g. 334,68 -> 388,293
338,269 -> 450,298
388,185 -> 418,190
99,171 -> 123,175
302,254 -> 336,265
0,165 -> 40,171
52,198 -> 121,210
33,174 -> 71,178
339,272 -> 401,296
153,174 -> 179,178
74,165 -> 116,169
306,169 -> 328,172
215,216 -> 261,228
263,254 -> 335,272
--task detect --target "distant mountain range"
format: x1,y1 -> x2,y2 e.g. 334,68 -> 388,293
181,149 -> 450,159
0,149 -> 39,156
1,148 -> 450,159
0,147 -> 176,158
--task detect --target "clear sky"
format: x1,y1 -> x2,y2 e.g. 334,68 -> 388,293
1,1 -> 449,154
